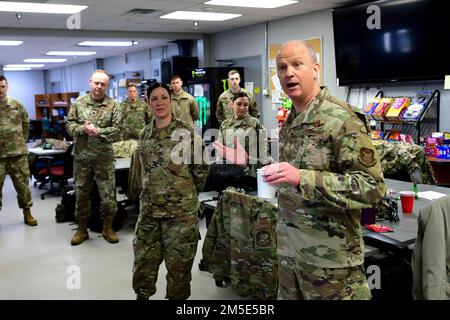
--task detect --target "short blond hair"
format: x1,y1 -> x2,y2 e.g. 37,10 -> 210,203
277,40 -> 318,64
92,69 -> 110,79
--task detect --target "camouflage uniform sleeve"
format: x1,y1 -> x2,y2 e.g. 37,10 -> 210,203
145,106 -> 153,125
21,103 -> 29,141
256,122 -> 272,166
97,102 -> 121,143
215,97 -> 224,124
299,116 -> 386,209
66,103 -> 84,137
190,96 -> 200,121
115,103 -> 125,140
249,95 -> 260,119
191,132 -> 209,193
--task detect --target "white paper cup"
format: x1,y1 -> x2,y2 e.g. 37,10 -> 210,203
257,169 -> 277,199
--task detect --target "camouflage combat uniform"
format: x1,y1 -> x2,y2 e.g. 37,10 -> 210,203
215,88 -> 259,125
374,140 -> 436,184
217,114 -> 272,177
118,98 -> 152,140
202,187 -> 278,299
132,116 -> 209,300
0,97 -> 32,211
277,87 -> 386,300
170,90 -> 199,129
66,94 -> 121,223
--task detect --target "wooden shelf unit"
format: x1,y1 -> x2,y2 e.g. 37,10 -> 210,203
34,92 -> 79,119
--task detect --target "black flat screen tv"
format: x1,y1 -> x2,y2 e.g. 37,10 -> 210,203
333,0 -> 448,86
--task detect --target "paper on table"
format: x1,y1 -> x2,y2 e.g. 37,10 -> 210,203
417,191 -> 447,200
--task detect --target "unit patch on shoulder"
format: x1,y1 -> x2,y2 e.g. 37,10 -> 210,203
255,231 -> 271,247
312,120 -> 323,127
358,147 -> 377,168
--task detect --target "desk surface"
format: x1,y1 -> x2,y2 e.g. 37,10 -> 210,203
28,147 -> 66,156
198,179 -> 450,256
373,179 -> 449,246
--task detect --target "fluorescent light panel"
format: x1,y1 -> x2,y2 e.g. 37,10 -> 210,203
6,64 -> 45,68
0,40 -> 23,46
205,0 -> 298,8
78,41 -> 137,47
46,51 -> 96,56
24,58 -> 67,63
3,67 -> 32,71
160,11 -> 241,21
0,2 -> 87,14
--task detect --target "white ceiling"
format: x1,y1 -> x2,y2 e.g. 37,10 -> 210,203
0,0 -> 355,70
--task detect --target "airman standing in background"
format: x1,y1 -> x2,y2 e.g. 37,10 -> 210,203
67,69 -> 121,245
0,75 -> 37,226
170,75 -> 199,129
215,69 -> 259,125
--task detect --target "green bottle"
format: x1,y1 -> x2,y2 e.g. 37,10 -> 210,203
413,180 -> 419,199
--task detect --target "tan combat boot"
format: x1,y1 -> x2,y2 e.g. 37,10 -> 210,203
102,216 -> 119,243
71,220 -> 89,246
23,208 -> 37,226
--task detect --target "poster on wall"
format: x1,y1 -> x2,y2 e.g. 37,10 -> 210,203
269,37 -> 323,98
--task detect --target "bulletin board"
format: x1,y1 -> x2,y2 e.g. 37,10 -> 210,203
269,37 -> 323,101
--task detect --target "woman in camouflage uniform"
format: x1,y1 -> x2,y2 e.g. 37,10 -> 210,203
215,91 -> 271,177
132,82 -> 209,300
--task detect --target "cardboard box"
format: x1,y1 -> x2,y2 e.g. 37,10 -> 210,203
372,97 -> 393,120
386,97 -> 410,121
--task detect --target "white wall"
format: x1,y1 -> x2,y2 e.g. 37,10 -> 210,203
104,49 -> 149,79
211,8 -> 449,133
46,61 -> 94,93
212,10 -> 343,132
4,70 -> 45,119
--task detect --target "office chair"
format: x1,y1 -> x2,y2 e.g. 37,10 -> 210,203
37,144 -> 74,200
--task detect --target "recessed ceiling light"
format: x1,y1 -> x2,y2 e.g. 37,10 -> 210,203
24,58 -> 67,63
6,64 -> 45,68
78,41 -> 138,47
160,11 -> 241,21
46,51 -> 96,56
3,67 -> 32,71
0,40 -> 23,46
205,0 -> 298,8
0,2 -> 87,14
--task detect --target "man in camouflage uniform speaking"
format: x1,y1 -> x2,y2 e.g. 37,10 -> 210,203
118,84 -> 152,140
67,70 -> 121,245
262,41 -> 386,299
0,75 -> 37,226
215,69 -> 259,125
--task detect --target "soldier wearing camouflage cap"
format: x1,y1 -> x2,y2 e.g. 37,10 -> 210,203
0,75 -> 37,226
261,40 -> 386,299
118,84 -> 152,140
67,70 -> 121,246
132,82 -> 209,300
215,70 -> 259,126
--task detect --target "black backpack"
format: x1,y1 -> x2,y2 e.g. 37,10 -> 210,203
55,187 -> 76,223
87,185 -> 128,232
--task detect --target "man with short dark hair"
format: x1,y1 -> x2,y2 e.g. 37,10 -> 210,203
119,84 -> 152,140
0,75 -> 37,226
67,70 -> 121,245
170,75 -> 199,129
215,70 -> 259,125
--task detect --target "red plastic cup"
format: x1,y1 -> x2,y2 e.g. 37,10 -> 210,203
400,191 -> 415,214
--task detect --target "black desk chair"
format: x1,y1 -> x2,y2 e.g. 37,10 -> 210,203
37,144 -> 74,199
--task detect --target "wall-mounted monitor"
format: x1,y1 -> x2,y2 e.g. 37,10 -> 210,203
333,0 -> 448,86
